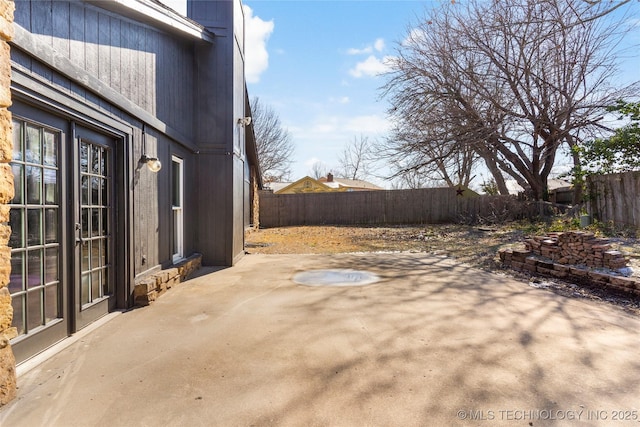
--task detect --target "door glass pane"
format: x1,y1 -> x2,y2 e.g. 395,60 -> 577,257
81,208 -> 89,238
11,294 -> 25,335
102,268 -> 110,295
82,241 -> 90,271
91,209 -> 100,238
100,149 -> 107,177
91,239 -> 100,269
27,249 -> 42,289
45,247 -> 58,284
92,147 -> 101,174
101,178 -> 108,206
25,125 -> 41,164
100,238 -> 106,267
26,289 -> 43,331
9,208 -> 23,248
81,273 -> 90,305
44,284 -> 59,322
102,209 -> 109,235
9,252 -> 24,294
91,271 -> 101,300
44,169 -> 57,204
12,119 -> 22,161
11,164 -> 22,204
80,143 -> 88,173
91,177 -> 99,205
81,175 -> 88,205
27,209 -> 42,246
43,130 -> 57,166
45,208 -> 58,244
26,166 -> 42,204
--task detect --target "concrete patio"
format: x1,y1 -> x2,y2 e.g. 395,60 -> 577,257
1,253 -> 639,426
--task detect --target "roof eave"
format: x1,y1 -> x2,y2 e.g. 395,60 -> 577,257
85,0 -> 216,42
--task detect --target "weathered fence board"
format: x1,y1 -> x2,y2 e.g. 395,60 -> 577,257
259,189 -> 544,228
588,171 -> 640,229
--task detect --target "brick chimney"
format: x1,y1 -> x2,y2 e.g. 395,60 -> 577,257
327,173 -> 333,182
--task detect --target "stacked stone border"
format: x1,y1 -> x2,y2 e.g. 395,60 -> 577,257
499,232 -> 639,297
0,0 -> 15,406
133,253 -> 202,306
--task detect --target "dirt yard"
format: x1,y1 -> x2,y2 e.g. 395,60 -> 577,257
245,223 -> 640,314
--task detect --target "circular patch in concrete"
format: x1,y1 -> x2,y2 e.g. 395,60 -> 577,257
293,269 -> 380,287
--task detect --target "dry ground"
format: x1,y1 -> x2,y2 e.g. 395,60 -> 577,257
246,223 -> 640,314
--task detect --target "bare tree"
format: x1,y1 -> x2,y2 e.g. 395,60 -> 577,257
310,161 -> 329,180
389,169 -> 441,189
250,97 -> 294,182
383,0 -> 639,200
337,135 -> 375,180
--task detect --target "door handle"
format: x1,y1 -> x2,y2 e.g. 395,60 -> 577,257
75,223 -> 84,245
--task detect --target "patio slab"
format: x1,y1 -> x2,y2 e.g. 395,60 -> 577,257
1,253 -> 639,426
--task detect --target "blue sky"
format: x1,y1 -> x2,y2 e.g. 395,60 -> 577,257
163,0 -> 639,188
244,0 -> 429,185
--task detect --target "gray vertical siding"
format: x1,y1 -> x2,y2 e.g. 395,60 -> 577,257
11,0 -> 204,276
12,0 -> 253,274
13,0 -> 195,138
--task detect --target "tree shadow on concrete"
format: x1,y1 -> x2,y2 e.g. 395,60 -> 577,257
234,253 -> 640,426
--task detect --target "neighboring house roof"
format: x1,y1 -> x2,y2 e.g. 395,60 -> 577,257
271,176 -> 333,194
318,176 -> 384,191
269,175 -> 385,194
505,179 -> 573,195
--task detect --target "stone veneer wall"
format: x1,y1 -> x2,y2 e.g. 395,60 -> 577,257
133,253 -> 202,306
0,0 -> 15,405
499,232 -> 639,297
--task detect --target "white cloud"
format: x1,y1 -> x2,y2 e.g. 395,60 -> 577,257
345,114 -> 391,134
244,5 -> 274,84
310,117 -> 340,134
374,38 -> 385,52
347,46 -> 373,55
349,55 -> 394,78
347,38 -> 385,55
304,114 -> 391,137
402,28 -> 427,46
329,96 -> 350,104
304,157 -> 323,168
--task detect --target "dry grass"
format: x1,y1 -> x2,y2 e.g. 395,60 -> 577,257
245,223 -> 640,314
246,224 -> 532,270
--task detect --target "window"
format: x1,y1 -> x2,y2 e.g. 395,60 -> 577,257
171,156 -> 184,262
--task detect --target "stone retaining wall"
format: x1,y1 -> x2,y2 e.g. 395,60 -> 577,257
499,234 -> 639,297
133,253 -> 202,306
524,231 -> 627,270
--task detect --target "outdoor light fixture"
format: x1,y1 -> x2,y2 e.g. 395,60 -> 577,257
237,117 -> 252,126
141,155 -> 162,172
141,124 -> 162,172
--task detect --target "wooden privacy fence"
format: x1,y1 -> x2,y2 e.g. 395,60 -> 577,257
588,171 -> 640,229
259,188 -> 553,228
